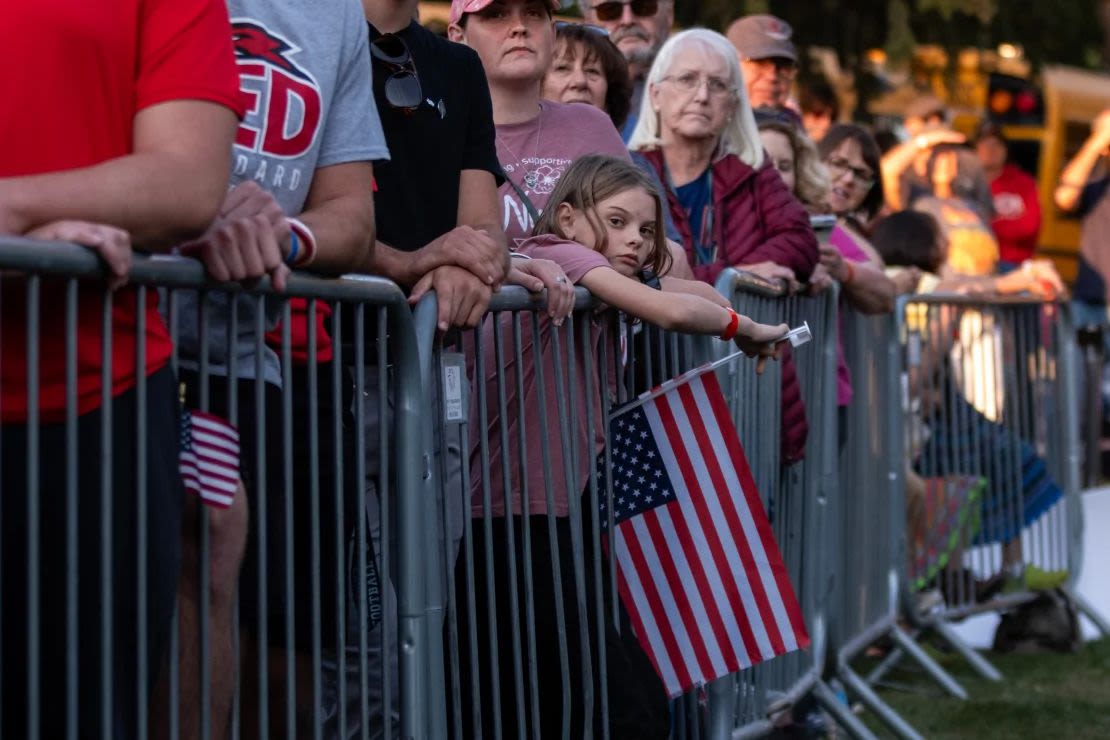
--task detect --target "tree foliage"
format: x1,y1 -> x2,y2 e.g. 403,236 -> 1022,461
673,0 -> 1104,70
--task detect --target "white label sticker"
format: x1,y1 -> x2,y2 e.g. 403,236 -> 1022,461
442,353 -> 467,423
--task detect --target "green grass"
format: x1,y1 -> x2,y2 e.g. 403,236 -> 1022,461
856,639 -> 1110,739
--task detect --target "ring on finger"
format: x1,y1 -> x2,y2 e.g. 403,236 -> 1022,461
555,276 -> 567,284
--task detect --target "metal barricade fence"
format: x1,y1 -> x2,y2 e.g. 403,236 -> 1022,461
820,308 -> 966,740
706,269 -> 838,740
883,295 -> 1110,680
0,239 -> 429,740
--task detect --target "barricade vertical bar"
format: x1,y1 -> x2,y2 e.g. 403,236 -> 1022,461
491,313 -> 528,739
197,295 -> 213,740
165,288 -> 180,740
280,300 -> 296,738
254,296 -> 270,740
100,288 -> 115,740
64,280 -> 78,740
26,275 -> 40,740
331,304 -> 348,740
306,299 -> 323,740
227,295 -> 240,740
441,339 -> 464,740
351,304 -> 368,740
135,286 -> 149,740
580,314 -> 610,740
530,310 -> 573,738
377,307 -> 394,740
513,312 -> 544,736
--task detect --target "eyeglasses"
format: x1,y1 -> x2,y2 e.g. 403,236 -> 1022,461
660,72 -> 733,98
590,0 -> 659,22
742,57 -> 798,78
554,20 -> 610,36
371,33 -> 423,113
826,157 -> 875,189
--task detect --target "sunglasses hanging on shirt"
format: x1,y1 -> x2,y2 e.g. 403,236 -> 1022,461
371,33 -> 424,113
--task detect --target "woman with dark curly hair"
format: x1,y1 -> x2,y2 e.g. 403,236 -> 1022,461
543,22 -> 633,130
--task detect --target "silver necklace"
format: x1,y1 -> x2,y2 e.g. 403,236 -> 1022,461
497,107 -> 544,191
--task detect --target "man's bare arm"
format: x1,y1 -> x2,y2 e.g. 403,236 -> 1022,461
0,100 -> 238,249
297,161 -> 376,274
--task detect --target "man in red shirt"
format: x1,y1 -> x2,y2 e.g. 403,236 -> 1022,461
0,1 -> 244,737
976,124 -> 1042,272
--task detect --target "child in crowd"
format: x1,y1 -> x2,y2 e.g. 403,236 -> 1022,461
458,155 -> 787,738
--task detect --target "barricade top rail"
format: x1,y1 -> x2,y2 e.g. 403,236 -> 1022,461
897,292 -> 1061,308
486,284 -> 598,313
714,267 -> 797,299
0,237 -> 408,306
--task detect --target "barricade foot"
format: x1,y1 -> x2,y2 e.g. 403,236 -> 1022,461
838,667 -> 925,740
888,627 -> 967,700
811,680 -> 878,740
1066,587 -> 1110,638
928,619 -> 1003,682
863,643 -> 906,687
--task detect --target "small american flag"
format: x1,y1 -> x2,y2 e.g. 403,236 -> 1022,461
180,408 -> 241,509
599,370 -> 809,697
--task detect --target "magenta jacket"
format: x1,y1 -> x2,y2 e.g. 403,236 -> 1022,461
634,149 -> 819,464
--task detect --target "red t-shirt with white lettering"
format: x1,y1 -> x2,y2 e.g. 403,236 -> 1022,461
0,0 -> 245,423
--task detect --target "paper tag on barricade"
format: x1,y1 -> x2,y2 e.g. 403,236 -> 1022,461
441,352 -> 468,425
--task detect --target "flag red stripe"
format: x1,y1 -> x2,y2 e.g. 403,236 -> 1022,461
663,491 -> 744,671
642,507 -> 717,678
677,380 -> 786,656
614,549 -> 676,694
651,392 -> 763,662
619,522 -> 694,691
703,375 -> 809,647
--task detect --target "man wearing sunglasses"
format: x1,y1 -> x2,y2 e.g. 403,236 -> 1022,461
582,0 -> 674,141
726,14 -> 800,116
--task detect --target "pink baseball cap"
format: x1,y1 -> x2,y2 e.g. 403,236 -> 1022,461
449,0 -> 563,25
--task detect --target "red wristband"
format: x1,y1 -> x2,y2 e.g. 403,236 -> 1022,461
842,260 -> 856,284
720,309 -> 740,341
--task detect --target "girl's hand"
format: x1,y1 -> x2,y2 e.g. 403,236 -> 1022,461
506,258 -> 575,324
735,319 -> 789,375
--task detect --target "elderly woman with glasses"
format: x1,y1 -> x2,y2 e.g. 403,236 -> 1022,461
629,28 -> 817,286
630,28 -> 818,464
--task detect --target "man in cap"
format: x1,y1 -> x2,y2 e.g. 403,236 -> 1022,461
582,0 -> 675,140
726,14 -> 799,113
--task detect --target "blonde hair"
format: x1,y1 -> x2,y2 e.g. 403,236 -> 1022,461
628,28 -> 764,169
757,118 -> 831,208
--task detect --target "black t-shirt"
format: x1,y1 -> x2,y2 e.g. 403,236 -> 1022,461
368,21 -> 503,252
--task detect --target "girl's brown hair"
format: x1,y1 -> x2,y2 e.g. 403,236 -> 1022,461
532,154 -> 672,276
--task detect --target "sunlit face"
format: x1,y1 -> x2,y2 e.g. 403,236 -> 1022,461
561,187 -> 658,277
542,41 -> 609,112
449,0 -> 554,86
824,137 -> 875,216
740,56 -> 795,109
759,128 -> 797,195
584,0 -> 673,69
649,44 -> 737,145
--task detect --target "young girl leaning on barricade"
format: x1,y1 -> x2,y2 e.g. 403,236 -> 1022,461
456,154 -> 787,739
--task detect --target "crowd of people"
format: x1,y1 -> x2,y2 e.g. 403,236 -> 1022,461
2,0 -> 1103,737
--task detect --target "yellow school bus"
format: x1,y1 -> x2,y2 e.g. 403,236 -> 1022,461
1025,66 -> 1110,281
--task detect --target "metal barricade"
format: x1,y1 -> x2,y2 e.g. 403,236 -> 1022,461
820,308 -> 966,740
878,295 -> 1110,684
0,239 -> 429,740
705,269 -> 838,740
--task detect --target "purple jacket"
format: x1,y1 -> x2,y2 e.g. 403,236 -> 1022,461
634,149 -> 819,464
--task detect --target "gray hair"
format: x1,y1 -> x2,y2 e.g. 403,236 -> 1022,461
627,28 -> 764,169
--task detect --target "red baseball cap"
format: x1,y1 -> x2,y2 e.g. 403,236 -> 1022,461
449,0 -> 563,25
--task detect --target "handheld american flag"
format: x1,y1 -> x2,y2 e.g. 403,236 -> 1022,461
598,370 -> 809,697
179,408 -> 241,509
